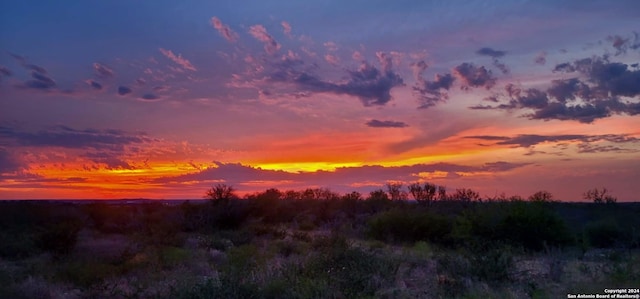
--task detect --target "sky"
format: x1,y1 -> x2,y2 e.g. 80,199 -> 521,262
0,0 -> 639,201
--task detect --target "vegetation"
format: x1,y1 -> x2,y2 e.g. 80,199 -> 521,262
0,184 -> 638,298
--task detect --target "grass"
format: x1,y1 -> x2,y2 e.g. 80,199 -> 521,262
0,196 -> 639,298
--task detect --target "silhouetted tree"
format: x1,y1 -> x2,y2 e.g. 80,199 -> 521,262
205,184 -> 237,205
408,182 -> 438,205
584,187 -> 617,204
528,190 -> 555,202
386,182 -> 408,201
454,188 -> 480,202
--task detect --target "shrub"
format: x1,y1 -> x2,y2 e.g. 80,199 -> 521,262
496,202 -> 572,251
36,220 -> 81,258
584,219 -> 625,248
0,231 -> 38,260
367,209 -> 452,244
583,187 -> 617,204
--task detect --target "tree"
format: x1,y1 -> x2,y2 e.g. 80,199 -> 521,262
205,184 -> 237,205
454,188 -> 480,202
408,182 -> 438,205
584,187 -> 617,204
386,182 -> 408,201
528,190 -> 555,203
368,189 -> 389,201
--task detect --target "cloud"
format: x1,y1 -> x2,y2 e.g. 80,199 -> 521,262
211,17 -> 239,43
159,48 -> 197,71
118,86 -> 132,95
475,48 -> 509,74
476,47 -> 506,58
23,71 -> 56,90
0,125 -> 153,152
86,80 -> 103,90
140,93 -> 160,101
0,66 -> 12,78
0,148 -> 22,174
452,62 -> 496,90
465,133 -> 638,148
413,74 -> 455,109
93,63 -> 114,78
267,56 -> 404,106
324,54 -> 339,65
365,119 -> 409,128
281,21 -> 292,38
82,152 -> 135,170
324,42 -> 338,52
478,55 -> 639,123
249,25 -> 281,55
154,160 -> 531,189
607,32 -> 640,55
9,53 -> 48,74
534,51 -> 547,65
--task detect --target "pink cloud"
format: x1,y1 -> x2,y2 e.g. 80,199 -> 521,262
249,25 -> 281,55
211,17 -> 239,43
281,21 -> 292,38
324,41 -> 338,52
324,54 -> 339,65
158,48 -> 197,72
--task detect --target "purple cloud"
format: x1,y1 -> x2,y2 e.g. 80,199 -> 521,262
93,63 -> 114,78
476,47 -> 506,58
465,134 -> 638,148
249,24 -> 281,55
211,17 -> 239,43
159,48 -> 197,71
118,86 -> 132,95
0,125 -> 153,152
452,62 -> 496,90
366,119 -> 409,128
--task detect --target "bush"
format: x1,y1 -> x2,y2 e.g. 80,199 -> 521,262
496,202 -> 572,251
36,220 -> 81,258
367,209 -> 452,244
584,219 -> 625,248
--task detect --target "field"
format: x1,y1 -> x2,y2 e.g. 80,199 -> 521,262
1,188 -> 639,298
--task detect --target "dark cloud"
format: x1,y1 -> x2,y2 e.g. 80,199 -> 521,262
0,125 -> 153,152
476,47 -> 506,58
9,53 -> 48,74
475,48 -> 509,74
0,66 -> 12,77
93,63 -> 114,78
534,51 -> 547,65
546,78 -> 590,103
278,60 -> 404,106
339,62 -> 404,106
140,93 -> 160,100
365,119 -> 409,128
82,152 -> 135,170
528,101 -> 613,123
23,71 -> 56,90
413,71 -> 455,108
86,80 -> 103,90
452,62 -> 496,90
507,86 -> 549,109
465,134 -> 638,148
118,86 -> 132,95
607,32 -> 640,55
492,59 -> 510,75
481,55 -> 639,123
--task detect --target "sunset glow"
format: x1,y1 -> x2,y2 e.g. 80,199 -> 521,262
1,0 -> 639,200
